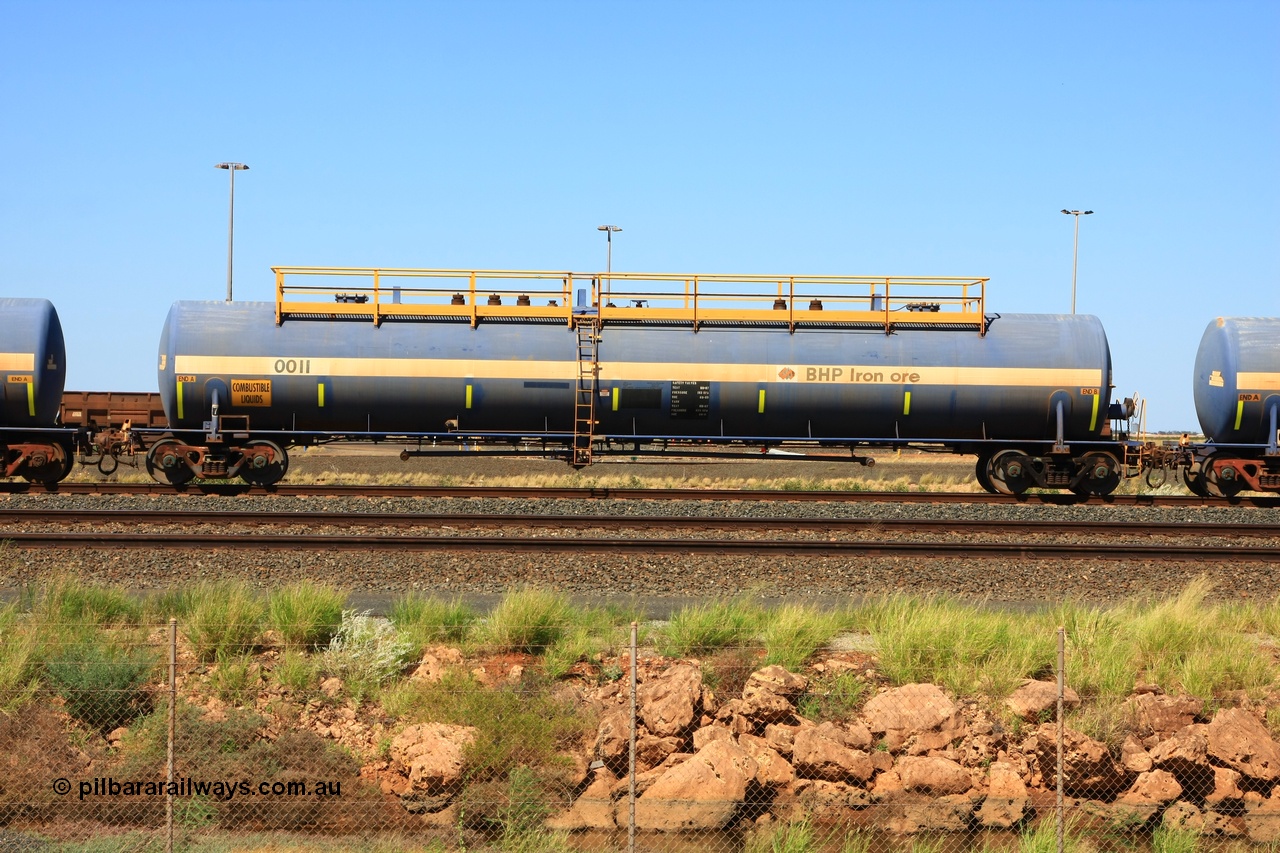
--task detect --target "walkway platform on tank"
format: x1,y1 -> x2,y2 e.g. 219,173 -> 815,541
271,267 -> 989,334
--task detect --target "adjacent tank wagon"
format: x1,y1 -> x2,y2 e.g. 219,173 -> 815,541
0,298 -> 74,482
147,268 -> 1137,493
1185,317 -> 1280,496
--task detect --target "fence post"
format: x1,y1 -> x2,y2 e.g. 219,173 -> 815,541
1057,625 -> 1065,853
628,621 -> 637,853
167,617 -> 177,853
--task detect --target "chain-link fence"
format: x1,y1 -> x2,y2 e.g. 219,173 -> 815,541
1,585 -> 1278,852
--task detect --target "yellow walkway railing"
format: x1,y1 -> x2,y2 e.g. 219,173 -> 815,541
271,267 -> 988,334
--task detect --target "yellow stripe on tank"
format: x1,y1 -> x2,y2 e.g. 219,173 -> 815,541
0,353 -> 35,371
318,383 -> 325,408
26,381 -> 35,417
903,391 -> 911,416
174,355 -> 1102,389
465,384 -> 473,409
1238,372 -> 1280,391
1089,392 -> 1100,432
758,389 -> 766,414
177,382 -> 185,421
613,387 -> 620,412
1236,400 -> 1246,431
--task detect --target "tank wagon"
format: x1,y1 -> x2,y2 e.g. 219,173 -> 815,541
145,268 -> 1138,493
0,298 -> 74,482
1181,317 -> 1280,497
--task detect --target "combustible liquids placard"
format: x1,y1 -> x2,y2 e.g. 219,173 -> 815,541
231,379 -> 272,407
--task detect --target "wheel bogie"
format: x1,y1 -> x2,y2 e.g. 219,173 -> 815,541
976,446 -> 1129,497
144,437 -> 290,487
1,439 -> 73,484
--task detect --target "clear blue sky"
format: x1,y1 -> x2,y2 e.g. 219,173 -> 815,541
3,0 -> 1276,431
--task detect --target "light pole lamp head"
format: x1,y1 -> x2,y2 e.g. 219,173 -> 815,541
1061,209 -> 1093,216
216,162 -> 249,171
597,225 -> 621,233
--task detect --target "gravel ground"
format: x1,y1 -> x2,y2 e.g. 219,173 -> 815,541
2,451 -> 1277,609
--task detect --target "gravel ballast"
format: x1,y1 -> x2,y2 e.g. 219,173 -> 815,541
2,452 -> 1277,607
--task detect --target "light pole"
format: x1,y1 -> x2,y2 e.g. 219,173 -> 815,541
1060,209 -> 1093,314
597,225 -> 621,304
217,162 -> 249,301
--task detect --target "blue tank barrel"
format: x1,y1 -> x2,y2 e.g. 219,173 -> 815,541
0,298 -> 67,427
158,301 -> 1113,445
1193,317 -> 1280,445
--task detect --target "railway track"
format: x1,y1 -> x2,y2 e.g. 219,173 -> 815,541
3,508 -> 1280,537
2,532 -> 1275,561
2,509 -> 1277,561
4,481 -> 1280,507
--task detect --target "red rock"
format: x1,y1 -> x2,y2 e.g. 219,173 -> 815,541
792,723 -> 874,782
547,770 -> 617,831
637,663 -> 702,738
862,683 -> 967,753
1206,766 -> 1245,811
896,755 -> 974,796
743,665 -> 807,700
388,723 -> 477,811
1005,679 -> 1079,722
1031,724 -> 1128,798
1120,734 -> 1152,773
634,739 -> 758,831
976,761 -> 1029,829
739,733 -> 796,787
692,723 -> 733,751
1207,708 -> 1280,783
1128,692 -> 1203,736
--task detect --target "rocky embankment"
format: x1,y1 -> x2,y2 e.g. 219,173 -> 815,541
360,652 -> 1280,842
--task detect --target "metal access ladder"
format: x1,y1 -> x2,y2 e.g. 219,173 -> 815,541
573,319 -> 600,467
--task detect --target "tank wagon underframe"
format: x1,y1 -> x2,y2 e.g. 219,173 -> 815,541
143,269 -> 1144,493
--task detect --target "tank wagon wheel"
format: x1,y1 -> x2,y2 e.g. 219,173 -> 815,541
988,449 -> 1036,496
1070,451 -> 1122,497
1200,452 -> 1244,499
20,442 -> 73,484
974,453 -> 997,494
238,440 -> 289,486
145,439 -> 196,487
1183,461 -> 1212,498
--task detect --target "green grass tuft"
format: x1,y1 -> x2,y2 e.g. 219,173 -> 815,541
388,593 -> 477,656
27,574 -> 141,628
183,581 -> 267,662
760,603 -> 845,669
43,629 -> 158,732
659,598 -> 763,658
479,588 -> 573,655
267,582 -> 347,649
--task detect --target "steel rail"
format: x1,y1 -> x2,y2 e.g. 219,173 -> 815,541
3,481 -> 1279,507
1,508 -> 1278,538
0,530 -> 1275,560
